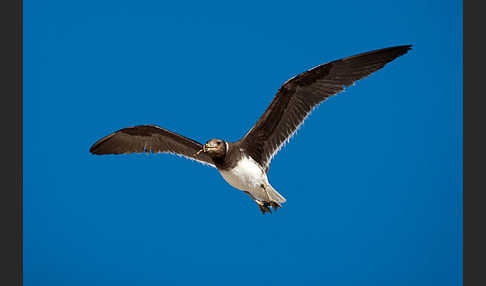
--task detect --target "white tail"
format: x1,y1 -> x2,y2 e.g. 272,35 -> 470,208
267,184 -> 286,204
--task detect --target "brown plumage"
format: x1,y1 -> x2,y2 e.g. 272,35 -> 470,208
89,45 -> 412,214
240,45 -> 412,171
89,125 -> 215,166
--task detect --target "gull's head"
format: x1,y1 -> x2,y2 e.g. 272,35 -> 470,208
197,139 -> 227,158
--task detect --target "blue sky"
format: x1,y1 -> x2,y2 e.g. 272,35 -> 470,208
24,0 -> 462,285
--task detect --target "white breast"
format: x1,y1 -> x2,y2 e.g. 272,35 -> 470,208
219,156 -> 267,192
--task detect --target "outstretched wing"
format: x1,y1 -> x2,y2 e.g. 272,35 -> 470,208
240,45 -> 412,171
89,125 -> 215,167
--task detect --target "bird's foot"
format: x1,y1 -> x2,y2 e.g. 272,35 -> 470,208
269,201 -> 282,212
256,200 -> 272,214
258,184 -> 282,213
245,191 -> 281,215
256,200 -> 282,214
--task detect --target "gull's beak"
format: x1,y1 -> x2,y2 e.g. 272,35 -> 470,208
195,144 -> 208,156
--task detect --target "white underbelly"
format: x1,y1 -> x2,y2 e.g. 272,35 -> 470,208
219,156 -> 267,192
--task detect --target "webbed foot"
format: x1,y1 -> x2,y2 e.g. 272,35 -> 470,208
256,200 -> 272,214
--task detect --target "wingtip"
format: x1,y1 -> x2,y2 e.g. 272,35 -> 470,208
394,44 -> 413,54
89,138 -> 110,155
341,44 -> 413,63
89,143 -> 101,155
379,44 -> 413,61
89,137 -> 104,154
385,44 -> 413,55
89,132 -> 118,155
401,44 -> 413,52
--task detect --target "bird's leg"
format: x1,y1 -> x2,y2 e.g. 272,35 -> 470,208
244,191 -> 256,200
269,201 -> 281,212
244,191 -> 272,214
260,183 -> 271,200
256,201 -> 272,214
260,184 -> 281,212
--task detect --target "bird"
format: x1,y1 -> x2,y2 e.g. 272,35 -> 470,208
89,45 -> 411,214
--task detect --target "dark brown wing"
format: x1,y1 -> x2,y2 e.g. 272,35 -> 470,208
89,125 -> 215,167
240,45 -> 412,171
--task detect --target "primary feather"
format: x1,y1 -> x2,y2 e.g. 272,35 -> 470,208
89,125 -> 215,167
240,45 -> 412,171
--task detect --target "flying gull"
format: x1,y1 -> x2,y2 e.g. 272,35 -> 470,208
89,45 -> 412,214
